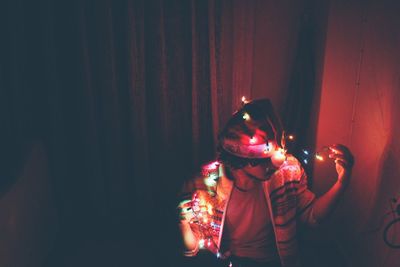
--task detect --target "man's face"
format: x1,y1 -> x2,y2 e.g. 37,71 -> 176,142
235,139 -> 281,181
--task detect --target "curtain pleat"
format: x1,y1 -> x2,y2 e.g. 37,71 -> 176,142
231,0 -> 256,108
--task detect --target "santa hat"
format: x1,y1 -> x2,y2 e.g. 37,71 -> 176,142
219,98 -> 284,159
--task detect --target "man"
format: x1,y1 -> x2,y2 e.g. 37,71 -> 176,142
178,99 -> 354,267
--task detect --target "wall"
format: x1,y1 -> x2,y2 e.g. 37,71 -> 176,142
313,0 -> 400,266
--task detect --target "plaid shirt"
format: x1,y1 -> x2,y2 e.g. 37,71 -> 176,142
179,155 -> 318,267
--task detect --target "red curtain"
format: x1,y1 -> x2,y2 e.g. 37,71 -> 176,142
1,0 -> 329,265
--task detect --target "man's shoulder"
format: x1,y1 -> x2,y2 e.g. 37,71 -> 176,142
284,154 -> 302,167
277,154 -> 304,181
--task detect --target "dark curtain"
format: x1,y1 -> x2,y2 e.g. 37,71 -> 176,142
281,0 -> 329,182
1,0 -> 319,266
44,0 -> 217,264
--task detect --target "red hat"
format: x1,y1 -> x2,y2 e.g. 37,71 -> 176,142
219,99 -> 283,159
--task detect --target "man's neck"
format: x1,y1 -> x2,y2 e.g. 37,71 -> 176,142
230,169 -> 261,191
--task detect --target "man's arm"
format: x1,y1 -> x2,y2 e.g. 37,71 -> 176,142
177,199 -> 199,256
312,144 -> 354,222
179,221 -> 199,255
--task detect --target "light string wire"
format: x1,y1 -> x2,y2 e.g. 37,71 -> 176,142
348,1 -> 368,146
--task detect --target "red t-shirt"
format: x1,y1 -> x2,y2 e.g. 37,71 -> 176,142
222,183 -> 279,263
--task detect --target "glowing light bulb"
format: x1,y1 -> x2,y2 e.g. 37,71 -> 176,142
207,204 -> 214,215
249,136 -> 257,144
204,177 -> 217,187
315,154 -> 324,161
216,252 -> 221,258
263,143 -> 272,154
199,239 -> 205,248
242,112 -> 250,120
287,135 -> 294,140
303,150 -> 309,155
205,161 -> 219,170
241,96 -> 248,104
303,159 -> 308,164
271,148 -> 286,167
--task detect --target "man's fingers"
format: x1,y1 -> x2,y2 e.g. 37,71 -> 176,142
329,144 -> 354,167
329,153 -> 350,162
335,159 -> 350,168
330,144 -> 351,154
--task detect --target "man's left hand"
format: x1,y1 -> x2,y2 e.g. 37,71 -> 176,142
328,144 -> 354,184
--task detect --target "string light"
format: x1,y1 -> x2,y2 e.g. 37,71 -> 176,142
271,147 -> 287,167
186,104 -> 335,257
183,97 -> 341,261
281,131 -> 295,151
186,161 -> 222,256
249,136 -> 257,144
297,144 -> 332,165
204,161 -> 220,171
242,112 -> 251,120
282,134 -> 331,165
263,142 -> 272,154
189,190 -> 219,254
238,99 -> 329,166
199,239 -> 205,248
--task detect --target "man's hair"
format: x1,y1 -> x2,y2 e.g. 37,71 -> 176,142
217,98 -> 283,168
217,147 -> 272,169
